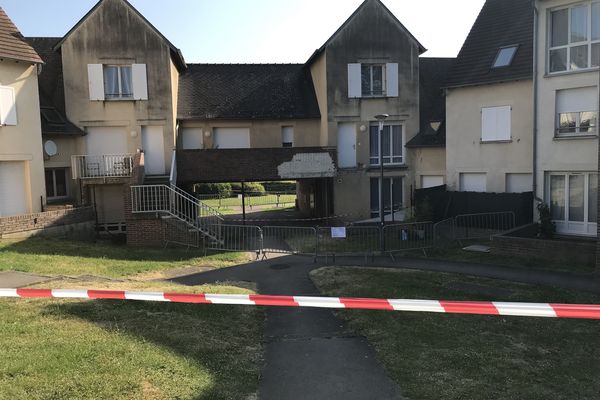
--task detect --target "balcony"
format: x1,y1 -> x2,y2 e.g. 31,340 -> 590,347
71,154 -> 134,179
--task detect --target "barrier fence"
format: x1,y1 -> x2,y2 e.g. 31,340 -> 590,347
201,212 -> 516,260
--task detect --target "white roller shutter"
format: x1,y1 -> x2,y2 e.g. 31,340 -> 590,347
421,175 -> 444,188
0,161 -> 27,217
87,64 -> 105,101
181,128 -> 203,149
556,87 -> 597,112
506,173 -> 533,193
214,128 -> 250,149
347,63 -> 362,98
460,173 -> 487,192
0,86 -> 17,125
86,127 -> 128,156
386,63 -> 399,97
132,64 -> 148,100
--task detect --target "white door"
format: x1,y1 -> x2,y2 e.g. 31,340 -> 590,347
0,161 -> 27,217
213,128 -> 250,149
421,175 -> 444,188
86,127 -> 127,156
459,173 -> 487,192
181,128 -> 203,150
142,126 -> 166,175
337,123 -> 356,168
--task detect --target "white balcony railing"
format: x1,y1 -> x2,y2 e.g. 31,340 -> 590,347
71,154 -> 134,179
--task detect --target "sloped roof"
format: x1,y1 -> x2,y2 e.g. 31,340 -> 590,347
178,64 -> 321,120
406,57 -> 454,148
26,37 -> 84,136
53,0 -> 186,71
444,0 -> 533,88
307,0 -> 426,65
0,8 -> 42,64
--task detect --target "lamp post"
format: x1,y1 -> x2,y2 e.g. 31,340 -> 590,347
375,113 -> 389,253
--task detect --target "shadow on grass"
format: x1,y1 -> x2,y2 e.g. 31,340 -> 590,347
47,298 -> 262,399
0,236 -> 233,263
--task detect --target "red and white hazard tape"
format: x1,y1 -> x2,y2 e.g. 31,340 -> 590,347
1,288 -> 599,319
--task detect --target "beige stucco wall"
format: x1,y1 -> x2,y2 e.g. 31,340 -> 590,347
535,0 -> 599,202
446,80 -> 533,192
309,52 -> 329,147
60,0 -> 178,175
0,60 -> 45,213
412,147 -> 446,189
179,119 -> 321,149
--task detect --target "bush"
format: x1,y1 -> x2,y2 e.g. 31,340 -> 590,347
194,183 -> 232,197
231,182 -> 265,196
261,181 -> 296,193
536,202 -> 555,239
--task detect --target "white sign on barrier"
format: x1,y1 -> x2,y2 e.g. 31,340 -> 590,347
331,227 -> 346,238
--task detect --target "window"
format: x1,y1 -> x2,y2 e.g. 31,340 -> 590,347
506,173 -> 533,193
556,87 -> 598,136
369,124 -> 403,165
0,85 -> 17,126
370,177 -> 403,218
548,172 -> 597,236
459,173 -> 487,192
104,65 -> 133,99
282,126 -> 294,147
481,106 -> 511,141
492,46 -> 518,68
549,2 -> 600,73
348,63 -> 398,98
361,64 -> 385,97
45,168 -> 68,200
40,107 -> 64,124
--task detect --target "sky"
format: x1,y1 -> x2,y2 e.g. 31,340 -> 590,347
2,0 -> 485,63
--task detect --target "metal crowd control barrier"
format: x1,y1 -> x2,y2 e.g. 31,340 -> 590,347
433,217 -> 456,246
205,224 -> 263,259
262,226 -> 318,259
383,222 -> 434,258
316,226 -> 380,262
454,211 -> 516,241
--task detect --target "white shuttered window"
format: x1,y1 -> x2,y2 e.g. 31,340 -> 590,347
481,106 -> 511,141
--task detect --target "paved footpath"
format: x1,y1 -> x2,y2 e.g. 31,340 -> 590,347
172,255 -> 600,399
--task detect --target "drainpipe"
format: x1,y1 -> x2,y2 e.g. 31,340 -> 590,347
532,0 -> 542,204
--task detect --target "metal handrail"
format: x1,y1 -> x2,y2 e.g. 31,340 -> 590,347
71,154 -> 134,179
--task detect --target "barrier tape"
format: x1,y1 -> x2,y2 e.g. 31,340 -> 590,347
1,288 -> 599,319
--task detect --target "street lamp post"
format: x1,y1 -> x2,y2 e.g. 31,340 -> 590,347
375,114 -> 389,253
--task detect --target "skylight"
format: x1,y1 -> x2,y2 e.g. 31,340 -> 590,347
492,46 -> 518,68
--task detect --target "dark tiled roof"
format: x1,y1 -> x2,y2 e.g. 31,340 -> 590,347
26,37 -> 84,136
406,57 -> 454,148
178,64 -> 321,120
0,8 -> 42,64
176,147 -> 336,183
444,0 -> 533,88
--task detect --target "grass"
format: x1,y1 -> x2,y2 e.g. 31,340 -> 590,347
0,238 -> 251,278
311,266 -> 600,400
204,194 -> 296,209
401,240 -> 596,274
0,279 -> 263,400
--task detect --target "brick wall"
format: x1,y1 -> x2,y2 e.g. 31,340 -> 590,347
0,206 -> 95,236
493,227 -> 596,268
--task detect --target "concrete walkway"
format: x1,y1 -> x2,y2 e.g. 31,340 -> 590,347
172,254 -> 599,399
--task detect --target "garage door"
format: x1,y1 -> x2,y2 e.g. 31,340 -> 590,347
95,185 -> 125,224
214,128 -> 250,149
0,161 -> 27,217
459,173 -> 487,192
421,175 -> 444,189
86,127 -> 128,156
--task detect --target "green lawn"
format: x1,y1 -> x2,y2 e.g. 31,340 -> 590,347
0,281 -> 263,400
0,238 -> 249,278
203,194 -> 296,209
311,266 -> 600,400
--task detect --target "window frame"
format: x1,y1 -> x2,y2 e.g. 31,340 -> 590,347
555,86 -> 599,137
45,168 -> 69,201
103,65 -> 133,100
370,176 -> 403,218
548,1 -> 600,74
361,64 -> 387,97
547,171 -> 598,235
369,123 -> 404,166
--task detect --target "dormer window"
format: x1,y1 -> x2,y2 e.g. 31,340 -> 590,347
492,46 -> 518,68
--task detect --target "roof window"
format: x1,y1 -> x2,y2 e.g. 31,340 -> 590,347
492,46 -> 518,68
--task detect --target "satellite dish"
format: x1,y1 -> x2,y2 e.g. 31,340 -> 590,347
44,140 -> 58,157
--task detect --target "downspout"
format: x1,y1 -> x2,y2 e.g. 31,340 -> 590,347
532,0 -> 543,203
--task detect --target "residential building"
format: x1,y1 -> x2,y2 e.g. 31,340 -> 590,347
0,8 -> 45,217
534,0 -> 600,237
445,0 -> 534,194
